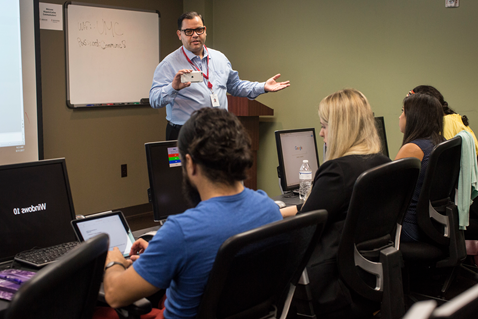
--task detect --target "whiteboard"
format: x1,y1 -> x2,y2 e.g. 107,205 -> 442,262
65,2 -> 160,108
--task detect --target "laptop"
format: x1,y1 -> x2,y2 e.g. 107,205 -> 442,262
71,211 -> 135,257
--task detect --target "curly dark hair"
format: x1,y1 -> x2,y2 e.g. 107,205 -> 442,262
177,108 -> 253,185
412,85 -> 469,126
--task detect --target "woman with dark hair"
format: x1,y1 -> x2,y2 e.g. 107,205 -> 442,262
409,85 -> 478,153
396,93 -> 445,242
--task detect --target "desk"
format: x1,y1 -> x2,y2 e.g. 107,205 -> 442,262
272,193 -> 303,207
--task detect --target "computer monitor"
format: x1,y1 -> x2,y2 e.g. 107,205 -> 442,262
0,158 -> 77,264
275,128 -> 320,193
145,141 -> 192,223
375,116 -> 389,158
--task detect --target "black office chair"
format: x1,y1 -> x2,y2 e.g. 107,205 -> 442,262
5,233 -> 109,319
195,209 -> 328,319
400,137 -> 467,299
334,157 -> 421,319
402,284 -> 478,319
97,290 -> 153,319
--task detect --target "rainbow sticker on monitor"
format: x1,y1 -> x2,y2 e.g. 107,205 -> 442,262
168,147 -> 181,167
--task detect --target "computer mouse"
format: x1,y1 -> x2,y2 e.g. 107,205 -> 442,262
274,200 -> 286,208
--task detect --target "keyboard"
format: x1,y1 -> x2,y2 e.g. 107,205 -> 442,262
14,241 -> 80,268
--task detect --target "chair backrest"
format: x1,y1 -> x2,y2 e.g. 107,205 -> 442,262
5,233 -> 109,319
196,209 -> 328,319
416,136 -> 462,246
337,158 -> 421,302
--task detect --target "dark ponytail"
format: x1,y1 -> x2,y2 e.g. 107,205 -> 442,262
441,101 -> 454,115
412,85 -> 470,127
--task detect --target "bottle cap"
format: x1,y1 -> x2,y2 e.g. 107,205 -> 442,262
303,160 -> 308,163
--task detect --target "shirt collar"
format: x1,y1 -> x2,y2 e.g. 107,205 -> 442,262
182,45 -> 210,61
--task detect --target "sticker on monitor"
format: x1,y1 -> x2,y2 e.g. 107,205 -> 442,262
168,147 -> 181,167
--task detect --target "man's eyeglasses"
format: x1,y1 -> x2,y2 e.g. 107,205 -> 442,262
180,27 -> 206,36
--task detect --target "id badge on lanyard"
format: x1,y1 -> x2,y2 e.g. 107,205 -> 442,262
210,93 -> 220,107
182,46 -> 219,107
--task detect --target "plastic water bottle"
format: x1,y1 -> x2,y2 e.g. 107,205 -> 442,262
299,160 -> 312,201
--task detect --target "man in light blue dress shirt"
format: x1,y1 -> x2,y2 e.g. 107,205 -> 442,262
149,12 -> 290,140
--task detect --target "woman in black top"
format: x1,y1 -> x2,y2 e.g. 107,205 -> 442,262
281,89 -> 390,318
395,92 -> 444,242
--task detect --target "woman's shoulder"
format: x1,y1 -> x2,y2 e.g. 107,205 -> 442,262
396,142 -> 426,161
319,154 -> 390,174
332,153 -> 390,164
443,114 -> 467,139
444,113 -> 463,123
409,138 -> 434,148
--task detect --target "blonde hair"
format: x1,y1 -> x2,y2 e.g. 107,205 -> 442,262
318,88 -> 381,162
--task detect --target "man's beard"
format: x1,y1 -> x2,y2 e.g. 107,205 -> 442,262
182,173 -> 201,208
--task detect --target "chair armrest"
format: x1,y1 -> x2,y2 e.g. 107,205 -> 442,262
114,298 -> 152,319
98,284 -> 152,319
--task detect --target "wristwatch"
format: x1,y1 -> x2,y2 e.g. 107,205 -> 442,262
105,261 -> 126,271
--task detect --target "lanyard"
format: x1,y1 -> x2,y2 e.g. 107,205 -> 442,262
181,46 -> 213,90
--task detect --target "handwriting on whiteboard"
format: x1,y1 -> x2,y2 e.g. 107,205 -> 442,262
78,19 -> 124,36
77,38 -> 126,49
76,19 -> 125,49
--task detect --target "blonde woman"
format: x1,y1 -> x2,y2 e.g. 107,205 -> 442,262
282,89 -> 390,318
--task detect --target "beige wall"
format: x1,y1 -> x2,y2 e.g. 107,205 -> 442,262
211,0 -> 478,197
40,0 -> 478,215
40,0 -> 182,215
183,0 -> 213,45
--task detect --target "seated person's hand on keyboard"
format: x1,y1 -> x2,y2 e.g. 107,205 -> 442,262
129,239 -> 149,262
105,247 -> 132,270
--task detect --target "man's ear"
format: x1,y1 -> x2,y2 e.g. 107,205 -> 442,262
177,29 -> 182,40
185,154 -> 197,176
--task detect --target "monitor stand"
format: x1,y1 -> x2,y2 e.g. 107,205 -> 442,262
278,175 -> 300,197
272,191 -> 302,207
282,190 -> 299,198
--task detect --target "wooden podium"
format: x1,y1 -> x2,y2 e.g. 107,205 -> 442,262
228,95 -> 273,190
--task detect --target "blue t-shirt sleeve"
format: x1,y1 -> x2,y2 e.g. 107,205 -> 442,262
133,219 -> 187,289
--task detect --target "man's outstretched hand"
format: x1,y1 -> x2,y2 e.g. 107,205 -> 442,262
264,74 -> 290,92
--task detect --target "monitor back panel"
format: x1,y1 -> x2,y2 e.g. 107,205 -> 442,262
0,158 -> 77,263
375,116 -> 389,158
145,141 -> 191,222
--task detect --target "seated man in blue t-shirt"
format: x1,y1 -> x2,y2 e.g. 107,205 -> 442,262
101,107 -> 282,318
